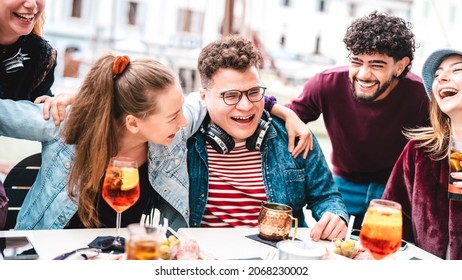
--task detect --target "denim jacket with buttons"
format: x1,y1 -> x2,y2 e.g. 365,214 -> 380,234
0,95 -> 206,230
187,116 -> 349,227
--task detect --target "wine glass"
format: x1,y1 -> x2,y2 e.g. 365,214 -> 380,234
102,157 -> 140,250
359,199 -> 402,260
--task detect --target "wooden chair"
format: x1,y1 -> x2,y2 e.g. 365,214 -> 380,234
3,153 -> 41,230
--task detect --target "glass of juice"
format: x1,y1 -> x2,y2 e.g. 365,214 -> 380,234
125,224 -> 163,260
359,199 -> 402,260
449,137 -> 462,200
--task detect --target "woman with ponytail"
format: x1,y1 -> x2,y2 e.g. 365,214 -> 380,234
0,53 -> 205,230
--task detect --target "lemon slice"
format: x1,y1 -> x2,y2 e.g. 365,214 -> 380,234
120,167 -> 139,191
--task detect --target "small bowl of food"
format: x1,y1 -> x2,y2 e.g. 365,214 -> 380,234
332,238 -> 359,259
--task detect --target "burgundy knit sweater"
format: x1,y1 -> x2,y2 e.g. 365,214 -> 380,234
287,66 -> 430,184
383,140 -> 462,259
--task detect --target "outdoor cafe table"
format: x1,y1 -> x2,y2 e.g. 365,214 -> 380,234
177,227 -> 441,260
0,227 -> 441,260
0,228 -> 129,260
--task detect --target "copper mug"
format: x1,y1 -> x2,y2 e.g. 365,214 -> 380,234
258,202 -> 298,241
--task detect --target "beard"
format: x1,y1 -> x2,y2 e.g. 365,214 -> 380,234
351,76 -> 394,103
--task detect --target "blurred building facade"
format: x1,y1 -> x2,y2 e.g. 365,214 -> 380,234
411,0 -> 462,72
43,0 -> 422,97
2,0 -> 461,164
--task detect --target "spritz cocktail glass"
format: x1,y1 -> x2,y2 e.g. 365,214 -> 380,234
102,157 -> 140,249
359,199 -> 402,260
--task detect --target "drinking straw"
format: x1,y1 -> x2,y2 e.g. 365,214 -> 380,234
153,208 -> 160,226
345,215 -> 355,240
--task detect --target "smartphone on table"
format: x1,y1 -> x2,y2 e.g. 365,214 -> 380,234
0,236 -> 39,260
349,229 -> 409,251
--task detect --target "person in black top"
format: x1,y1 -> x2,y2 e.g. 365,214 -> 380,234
0,0 -> 57,101
0,0 -> 57,229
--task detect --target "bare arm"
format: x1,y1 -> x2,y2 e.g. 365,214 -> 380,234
271,104 -> 313,159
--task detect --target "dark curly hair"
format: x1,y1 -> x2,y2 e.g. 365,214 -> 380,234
197,34 -> 262,88
343,11 -> 416,78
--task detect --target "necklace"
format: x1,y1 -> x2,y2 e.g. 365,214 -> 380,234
2,48 -> 30,73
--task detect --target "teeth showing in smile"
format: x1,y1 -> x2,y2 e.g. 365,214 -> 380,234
439,88 -> 458,98
14,13 -> 35,21
232,115 -> 254,121
357,80 -> 377,88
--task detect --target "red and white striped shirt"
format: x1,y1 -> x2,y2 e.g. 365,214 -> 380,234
202,142 -> 267,227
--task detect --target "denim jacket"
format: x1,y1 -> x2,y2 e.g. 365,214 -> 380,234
0,94 -> 206,230
187,116 -> 348,227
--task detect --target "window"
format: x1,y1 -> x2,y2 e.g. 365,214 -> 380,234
71,0 -> 82,18
423,0 -> 429,18
177,9 -> 204,34
280,34 -> 286,48
449,5 -> 456,24
281,0 -> 291,7
348,3 -> 357,18
179,68 -> 197,94
178,9 -> 192,32
318,0 -> 325,12
128,2 -> 138,25
315,35 -> 320,54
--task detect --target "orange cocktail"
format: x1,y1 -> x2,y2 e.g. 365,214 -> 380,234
102,166 -> 140,213
360,199 -> 402,260
449,148 -> 462,200
102,157 -> 140,250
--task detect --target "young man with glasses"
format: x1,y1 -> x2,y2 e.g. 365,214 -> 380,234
187,35 -> 348,241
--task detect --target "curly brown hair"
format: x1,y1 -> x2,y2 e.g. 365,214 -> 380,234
343,11 -> 416,78
197,34 -> 262,88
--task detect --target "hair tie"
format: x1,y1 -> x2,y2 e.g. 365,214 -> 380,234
112,55 -> 130,79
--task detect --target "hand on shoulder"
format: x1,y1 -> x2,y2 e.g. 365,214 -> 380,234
35,92 -> 76,125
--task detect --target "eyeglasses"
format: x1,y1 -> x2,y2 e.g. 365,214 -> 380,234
218,86 -> 267,105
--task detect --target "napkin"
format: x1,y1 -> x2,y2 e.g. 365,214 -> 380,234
246,234 -> 300,248
88,236 -> 125,253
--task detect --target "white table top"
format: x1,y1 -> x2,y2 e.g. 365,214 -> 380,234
0,227 -> 441,260
0,228 -> 129,260
178,227 -> 442,260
